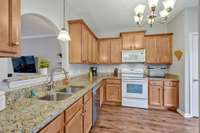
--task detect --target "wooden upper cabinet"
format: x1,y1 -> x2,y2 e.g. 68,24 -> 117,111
92,38 -> 98,64
0,0 -> 21,57
145,33 -> 173,64
87,33 -> 93,64
121,31 -> 145,50
88,35 -> 98,64
69,23 -> 82,64
145,36 -> 158,63
69,20 -> 98,64
98,39 -> 111,64
157,35 -> 172,64
82,25 -> 88,63
110,38 -> 122,64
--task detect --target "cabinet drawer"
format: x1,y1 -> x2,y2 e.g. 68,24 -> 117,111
39,113 -> 64,133
106,79 -> 121,84
84,90 -> 92,104
164,81 -> 178,87
149,80 -> 163,86
65,98 -> 83,123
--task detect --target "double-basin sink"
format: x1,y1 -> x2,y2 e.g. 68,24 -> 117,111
39,85 -> 85,101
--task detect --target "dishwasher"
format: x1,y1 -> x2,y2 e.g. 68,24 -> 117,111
92,83 -> 101,125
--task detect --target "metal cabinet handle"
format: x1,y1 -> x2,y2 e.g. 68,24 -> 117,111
193,79 -> 199,82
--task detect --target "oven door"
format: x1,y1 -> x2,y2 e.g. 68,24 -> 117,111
122,79 -> 148,99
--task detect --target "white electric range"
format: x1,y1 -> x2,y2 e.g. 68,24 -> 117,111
121,68 -> 148,109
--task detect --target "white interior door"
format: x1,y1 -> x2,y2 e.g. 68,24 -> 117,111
190,33 -> 199,117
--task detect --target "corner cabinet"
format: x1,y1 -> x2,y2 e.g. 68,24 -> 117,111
145,33 -> 173,64
68,20 -> 98,64
0,0 -> 21,57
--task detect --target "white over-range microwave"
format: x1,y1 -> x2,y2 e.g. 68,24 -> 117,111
122,50 -> 145,63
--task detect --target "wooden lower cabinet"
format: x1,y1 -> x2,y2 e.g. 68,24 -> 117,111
100,83 -> 105,107
83,92 -> 93,133
105,79 -> 121,105
39,113 -> 64,133
65,98 -> 83,133
164,81 -> 179,108
39,91 -> 93,133
149,85 -> 163,107
149,79 -> 179,110
65,109 -> 83,133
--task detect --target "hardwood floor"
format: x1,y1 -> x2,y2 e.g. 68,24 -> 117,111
90,105 -> 199,133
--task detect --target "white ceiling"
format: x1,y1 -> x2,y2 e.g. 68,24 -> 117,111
68,0 -> 198,35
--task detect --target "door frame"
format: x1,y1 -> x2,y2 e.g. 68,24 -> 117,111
189,32 -> 199,117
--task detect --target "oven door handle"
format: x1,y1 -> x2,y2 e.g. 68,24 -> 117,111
122,79 -> 147,82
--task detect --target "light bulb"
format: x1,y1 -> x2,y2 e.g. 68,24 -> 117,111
57,28 -> 71,42
148,0 -> 159,8
160,10 -> 169,18
163,0 -> 176,12
134,4 -> 146,16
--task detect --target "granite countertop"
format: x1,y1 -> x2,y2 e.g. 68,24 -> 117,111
0,73 -> 116,133
0,73 -> 177,133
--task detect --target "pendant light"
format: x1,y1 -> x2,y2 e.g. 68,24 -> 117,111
57,0 -> 71,41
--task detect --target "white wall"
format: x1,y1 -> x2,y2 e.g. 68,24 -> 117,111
97,24 -> 168,38
167,7 -> 198,114
21,0 -> 90,77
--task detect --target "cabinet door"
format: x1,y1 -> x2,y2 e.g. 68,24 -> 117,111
134,33 -> 144,49
65,109 -> 83,133
98,39 -> 110,64
87,33 -> 93,63
92,37 -> 98,64
122,34 -> 133,50
82,25 -> 88,64
100,85 -> 104,107
164,86 -> 178,107
0,0 -> 21,55
69,23 -> 82,63
110,39 -> 122,64
157,36 -> 172,64
106,84 -> 121,103
84,97 -> 93,133
145,37 -> 158,64
39,113 -> 64,133
149,85 -> 163,107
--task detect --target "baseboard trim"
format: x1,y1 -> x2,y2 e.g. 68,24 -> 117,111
177,108 -> 193,118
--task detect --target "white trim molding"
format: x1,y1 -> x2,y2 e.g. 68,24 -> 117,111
177,108 -> 192,118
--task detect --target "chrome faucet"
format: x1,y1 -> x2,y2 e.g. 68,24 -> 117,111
47,67 -> 69,92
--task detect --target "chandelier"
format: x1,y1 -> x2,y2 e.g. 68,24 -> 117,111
134,0 -> 176,27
